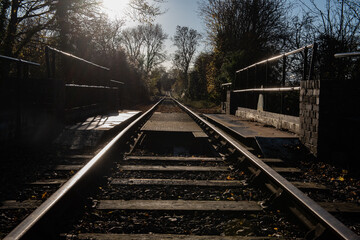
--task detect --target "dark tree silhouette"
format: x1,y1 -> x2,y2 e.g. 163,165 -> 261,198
172,25 -> 202,92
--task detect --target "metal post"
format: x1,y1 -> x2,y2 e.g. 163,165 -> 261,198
265,61 -> 268,110
281,55 -> 286,114
309,43 -> 317,80
234,72 -> 237,90
45,46 -> 51,78
246,69 -> 249,108
51,50 -> 56,78
303,46 -> 308,80
255,65 -> 257,88
15,62 -> 23,141
282,55 -> 286,86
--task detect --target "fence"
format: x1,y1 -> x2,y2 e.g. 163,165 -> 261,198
45,46 -> 121,122
0,55 -> 43,142
0,48 -> 123,145
232,44 -> 317,116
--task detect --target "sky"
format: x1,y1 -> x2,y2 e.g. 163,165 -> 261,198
101,0 -> 207,69
100,0 -> 323,69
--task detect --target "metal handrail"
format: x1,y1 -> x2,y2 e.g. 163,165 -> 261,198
0,54 -> 40,66
110,80 -> 125,85
65,83 -> 116,89
236,44 -> 314,73
46,46 -> 109,71
233,86 -> 300,93
334,52 -> 360,58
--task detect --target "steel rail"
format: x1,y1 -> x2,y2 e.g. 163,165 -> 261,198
4,98 -> 164,240
173,98 -> 359,240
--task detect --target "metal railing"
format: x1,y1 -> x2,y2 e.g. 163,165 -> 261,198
334,52 -> 360,58
44,46 -> 117,119
232,44 -> 317,116
0,55 -> 41,142
233,86 -> 300,93
235,43 -> 317,90
0,54 -> 40,66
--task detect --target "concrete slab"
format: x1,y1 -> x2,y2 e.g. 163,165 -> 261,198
97,200 -> 262,211
141,112 -> 204,133
54,110 -> 140,149
78,233 -> 280,240
204,114 -> 297,139
255,137 -> 301,159
204,114 -> 300,159
67,111 -> 140,131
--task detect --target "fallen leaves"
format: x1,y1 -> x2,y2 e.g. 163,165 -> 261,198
41,192 -> 48,199
226,175 -> 235,180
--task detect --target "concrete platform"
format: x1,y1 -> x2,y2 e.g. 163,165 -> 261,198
204,114 -> 300,159
54,110 -> 140,149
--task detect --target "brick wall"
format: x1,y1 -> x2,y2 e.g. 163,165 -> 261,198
299,80 -> 320,156
300,79 -> 360,164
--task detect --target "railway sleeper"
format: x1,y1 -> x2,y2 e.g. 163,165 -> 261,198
61,233 -> 288,240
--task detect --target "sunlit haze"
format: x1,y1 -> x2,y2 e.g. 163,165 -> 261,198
101,0 -> 129,20
100,0 -> 206,69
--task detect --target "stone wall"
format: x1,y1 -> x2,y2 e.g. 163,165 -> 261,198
235,107 -> 300,134
299,80 -> 320,156
300,79 -> 360,164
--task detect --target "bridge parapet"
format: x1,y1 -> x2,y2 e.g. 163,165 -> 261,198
226,46 -> 360,165
45,46 -> 122,122
0,48 -> 123,146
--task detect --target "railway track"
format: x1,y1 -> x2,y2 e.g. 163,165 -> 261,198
2,97 -> 359,239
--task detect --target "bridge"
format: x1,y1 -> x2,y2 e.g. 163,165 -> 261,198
1,45 -> 359,167
1,46 -> 360,239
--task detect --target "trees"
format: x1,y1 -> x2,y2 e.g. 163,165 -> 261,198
189,52 -> 212,100
299,0 -> 360,79
198,0 -> 289,101
0,0 -> 56,57
0,0 -> 102,58
142,24 -> 167,76
172,26 -> 202,91
127,0 -> 167,23
120,23 -> 167,89
199,0 -> 289,56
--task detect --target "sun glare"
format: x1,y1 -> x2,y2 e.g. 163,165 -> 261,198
101,0 -> 129,19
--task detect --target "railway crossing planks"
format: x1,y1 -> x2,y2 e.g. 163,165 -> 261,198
97,200 -> 262,212
124,156 -> 223,162
76,233 -> 281,240
118,165 -> 229,172
111,178 -> 245,187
